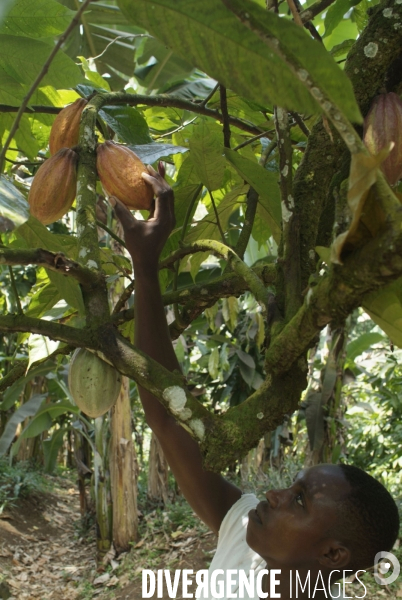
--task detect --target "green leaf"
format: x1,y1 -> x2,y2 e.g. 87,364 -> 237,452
1,113 -> 39,160
21,411 -> 52,439
0,0 -> 74,38
26,282 -> 62,319
0,176 -> 30,228
324,0 -> 362,38
128,143 -> 188,164
118,0 -> 361,121
188,120 -> 225,191
100,106 -> 152,145
0,363 -> 53,411
0,393 -> 46,456
15,218 -> 84,313
346,332 -> 385,363
0,35 -> 82,90
225,148 -> 281,242
363,279 -> 402,348
0,0 -> 14,26
208,346 -> 220,379
43,427 -> 68,473
185,184 -> 247,243
28,334 -> 60,369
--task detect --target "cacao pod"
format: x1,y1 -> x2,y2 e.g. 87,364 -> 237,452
28,148 -> 77,225
68,349 -> 122,418
363,92 -> 402,186
96,141 -> 154,210
49,98 -> 87,155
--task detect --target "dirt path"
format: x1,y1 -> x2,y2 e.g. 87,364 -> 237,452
0,476 -> 97,599
0,478 -> 218,600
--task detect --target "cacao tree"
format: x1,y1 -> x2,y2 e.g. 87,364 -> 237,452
1,0 -> 402,558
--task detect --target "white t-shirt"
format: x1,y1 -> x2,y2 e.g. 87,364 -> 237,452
205,493 -> 349,600
206,493 -> 264,600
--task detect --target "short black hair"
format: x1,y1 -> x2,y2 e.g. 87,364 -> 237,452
334,464 -> 400,570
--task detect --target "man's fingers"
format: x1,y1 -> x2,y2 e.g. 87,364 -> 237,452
146,164 -> 158,177
108,195 -> 137,230
158,161 -> 166,178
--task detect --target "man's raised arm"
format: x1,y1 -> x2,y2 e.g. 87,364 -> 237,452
110,163 -> 241,534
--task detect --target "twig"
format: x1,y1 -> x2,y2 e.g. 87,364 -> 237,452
274,106 -> 301,321
260,139 -> 277,167
220,85 -> 231,148
286,0 -> 303,26
112,280 -> 135,315
290,112 -> 311,137
299,0 -> 337,23
96,219 -> 126,247
91,34 -> 150,62
209,190 -> 226,243
8,266 -> 23,315
233,187 -> 259,260
0,96 -> 265,137
0,0 -> 95,172
0,360 -> 28,393
199,83 -> 220,108
233,129 -> 275,151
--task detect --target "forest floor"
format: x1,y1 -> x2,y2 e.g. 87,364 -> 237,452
0,473 -> 401,600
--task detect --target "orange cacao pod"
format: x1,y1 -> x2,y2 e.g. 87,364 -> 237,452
363,92 -> 402,186
28,148 -> 78,225
96,141 -> 154,210
49,98 -> 87,155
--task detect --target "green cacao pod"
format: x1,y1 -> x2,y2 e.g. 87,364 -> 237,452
68,349 -> 122,418
96,141 -> 154,210
363,92 -> 402,186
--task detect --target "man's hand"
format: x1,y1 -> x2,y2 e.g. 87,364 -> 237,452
108,162 -> 175,270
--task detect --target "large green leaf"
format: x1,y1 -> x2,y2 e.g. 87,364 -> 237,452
0,1 -> 14,26
15,218 -> 84,313
189,120 -> 225,191
346,332 -> 385,364
117,0 -> 361,120
363,279 -> 402,348
0,393 -> 46,456
0,35 -> 82,90
0,176 -> 30,228
0,0 -> 74,38
0,363 -> 54,411
324,0 -> 362,38
225,148 -> 281,243
43,427 -> 69,473
100,106 -> 152,145
128,143 -> 188,163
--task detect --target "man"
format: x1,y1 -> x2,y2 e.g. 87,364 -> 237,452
109,164 -> 400,600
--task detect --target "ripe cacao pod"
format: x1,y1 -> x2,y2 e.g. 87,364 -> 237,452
28,148 -> 77,225
68,349 -> 122,418
363,92 -> 402,186
49,98 -> 87,155
96,141 -> 154,210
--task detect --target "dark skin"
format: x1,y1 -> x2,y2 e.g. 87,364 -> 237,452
110,165 -> 354,600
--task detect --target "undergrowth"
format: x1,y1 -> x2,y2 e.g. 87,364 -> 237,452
0,457 -> 49,513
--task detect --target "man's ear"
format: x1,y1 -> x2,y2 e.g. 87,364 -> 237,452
318,541 -> 351,570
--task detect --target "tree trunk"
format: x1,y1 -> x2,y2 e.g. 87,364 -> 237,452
109,376 -> 138,553
94,416 -> 113,561
147,432 -> 169,504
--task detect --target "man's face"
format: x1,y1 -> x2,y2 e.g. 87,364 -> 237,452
246,464 -> 351,569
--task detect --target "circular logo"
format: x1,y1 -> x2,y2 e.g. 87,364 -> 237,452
374,551 -> 400,585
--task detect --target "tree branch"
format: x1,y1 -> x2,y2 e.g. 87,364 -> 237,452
0,0 -> 95,172
0,94 -> 265,137
0,247 -> 102,286
220,85 -> 231,148
274,106 -> 301,322
0,315 -> 95,347
111,263 -> 277,328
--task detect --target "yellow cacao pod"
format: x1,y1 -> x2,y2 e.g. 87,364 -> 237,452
49,98 -> 87,155
68,349 -> 122,419
28,148 -> 77,225
363,92 -> 402,186
96,141 -> 154,210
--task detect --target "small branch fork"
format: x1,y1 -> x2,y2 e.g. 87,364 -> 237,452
0,0 -> 95,172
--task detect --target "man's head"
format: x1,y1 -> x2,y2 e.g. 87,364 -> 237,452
246,463 -> 399,573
